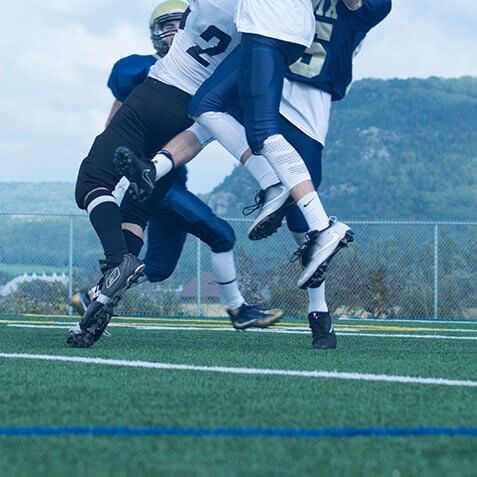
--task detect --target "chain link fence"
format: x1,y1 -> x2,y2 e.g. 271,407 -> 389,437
0,212 -> 476,320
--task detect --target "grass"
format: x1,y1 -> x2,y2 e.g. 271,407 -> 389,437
0,315 -> 476,476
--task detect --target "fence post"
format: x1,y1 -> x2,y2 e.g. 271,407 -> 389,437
196,237 -> 202,317
433,224 -> 439,320
68,215 -> 74,316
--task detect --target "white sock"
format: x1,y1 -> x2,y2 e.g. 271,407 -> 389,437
152,153 -> 173,181
261,134 -> 311,190
245,155 -> 280,189
211,250 -> 245,310
297,192 -> 330,232
194,111 -> 251,160
291,232 -> 328,313
308,283 -> 328,313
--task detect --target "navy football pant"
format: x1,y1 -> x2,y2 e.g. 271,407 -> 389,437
143,184 -> 236,282
188,46 -> 323,234
189,34 -> 305,153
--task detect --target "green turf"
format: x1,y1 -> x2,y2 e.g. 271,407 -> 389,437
1,318 -> 476,476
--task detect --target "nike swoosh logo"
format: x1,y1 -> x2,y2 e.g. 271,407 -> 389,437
142,169 -> 154,189
304,199 -> 314,208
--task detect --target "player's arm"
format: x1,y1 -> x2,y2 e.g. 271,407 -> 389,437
158,123 -> 215,170
106,100 -> 122,127
342,0 -> 392,30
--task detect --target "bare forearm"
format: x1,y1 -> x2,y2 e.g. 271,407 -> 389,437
162,130 -> 203,168
106,100 -> 122,128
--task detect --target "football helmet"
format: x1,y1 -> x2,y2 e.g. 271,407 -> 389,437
150,0 -> 188,56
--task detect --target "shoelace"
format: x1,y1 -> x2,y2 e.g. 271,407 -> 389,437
290,231 -> 315,263
242,190 -> 266,216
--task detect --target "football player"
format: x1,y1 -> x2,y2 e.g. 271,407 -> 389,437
69,0 -> 280,348
71,0 -> 282,334
131,0 -> 392,349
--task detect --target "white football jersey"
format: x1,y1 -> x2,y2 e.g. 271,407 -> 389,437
235,0 -> 315,48
150,0 -> 241,95
150,0 -> 330,145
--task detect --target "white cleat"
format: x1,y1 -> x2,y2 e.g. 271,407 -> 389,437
296,220 -> 354,289
244,183 -> 295,241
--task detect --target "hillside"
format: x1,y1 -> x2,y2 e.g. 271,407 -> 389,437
1,77 -> 476,219
208,77 -> 477,220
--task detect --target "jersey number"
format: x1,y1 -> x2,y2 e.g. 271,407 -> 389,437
186,26 -> 232,68
289,21 -> 332,79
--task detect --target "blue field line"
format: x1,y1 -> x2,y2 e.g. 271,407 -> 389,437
0,426 -> 476,438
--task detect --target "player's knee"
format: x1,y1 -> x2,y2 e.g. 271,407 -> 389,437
145,263 -> 174,283
210,220 -> 236,253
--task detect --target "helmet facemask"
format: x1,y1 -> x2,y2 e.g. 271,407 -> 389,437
150,13 -> 183,57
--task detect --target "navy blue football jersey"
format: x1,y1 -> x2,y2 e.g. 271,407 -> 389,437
107,54 -> 157,102
107,53 -> 188,185
286,0 -> 391,101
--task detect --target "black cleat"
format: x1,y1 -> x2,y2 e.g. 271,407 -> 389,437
66,303 -> 113,348
243,183 -> 294,241
113,146 -> 156,203
228,304 -> 283,330
66,254 -> 144,348
296,220 -> 354,289
308,312 -> 337,350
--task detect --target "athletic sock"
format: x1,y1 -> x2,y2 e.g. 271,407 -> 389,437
152,152 -> 174,181
308,282 -> 328,313
260,134 -> 312,190
86,192 -> 128,266
296,192 -> 330,232
211,250 -> 245,310
244,155 -> 280,189
292,232 -> 328,313
122,229 -> 144,256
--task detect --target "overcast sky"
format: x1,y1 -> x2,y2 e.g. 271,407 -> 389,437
0,0 -> 476,193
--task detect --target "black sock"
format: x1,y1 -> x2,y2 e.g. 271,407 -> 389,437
123,229 -> 144,256
87,192 -> 128,266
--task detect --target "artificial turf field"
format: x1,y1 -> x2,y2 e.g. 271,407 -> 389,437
1,315 -> 476,477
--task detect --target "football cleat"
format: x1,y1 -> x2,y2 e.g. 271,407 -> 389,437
243,183 -> 295,241
113,146 -> 156,203
308,312 -> 337,350
66,254 -> 144,348
70,289 -> 112,338
66,303 -> 114,348
296,219 -> 354,289
228,304 -> 283,330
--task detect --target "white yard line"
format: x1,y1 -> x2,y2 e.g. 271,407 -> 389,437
6,324 -> 477,341
0,353 -> 476,388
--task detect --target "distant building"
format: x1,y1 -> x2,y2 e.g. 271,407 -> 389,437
180,272 -> 220,301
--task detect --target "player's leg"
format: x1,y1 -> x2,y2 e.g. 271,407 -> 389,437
161,186 -> 283,329
188,48 -> 294,242
113,81 -> 193,204
68,80 -> 192,348
282,117 -> 337,349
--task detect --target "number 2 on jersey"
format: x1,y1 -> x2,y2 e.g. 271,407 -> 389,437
187,26 -> 232,67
